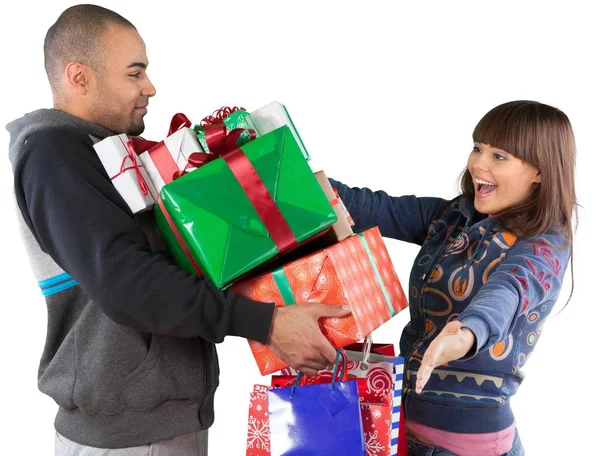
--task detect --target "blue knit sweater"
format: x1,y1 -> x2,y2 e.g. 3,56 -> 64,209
330,178 -> 570,434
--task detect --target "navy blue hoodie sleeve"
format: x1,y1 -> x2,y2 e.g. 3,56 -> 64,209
329,178 -> 449,245
14,129 -> 274,343
458,233 -> 570,357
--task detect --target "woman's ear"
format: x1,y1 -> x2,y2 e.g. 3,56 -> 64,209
533,170 -> 541,184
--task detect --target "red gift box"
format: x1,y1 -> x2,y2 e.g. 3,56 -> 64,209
233,226 -> 408,375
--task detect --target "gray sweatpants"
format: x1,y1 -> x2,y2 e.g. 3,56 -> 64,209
55,430 -> 208,456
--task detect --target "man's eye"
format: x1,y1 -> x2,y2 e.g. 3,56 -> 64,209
130,73 -> 141,79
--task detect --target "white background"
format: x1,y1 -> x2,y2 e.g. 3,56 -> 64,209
1,1 -> 597,454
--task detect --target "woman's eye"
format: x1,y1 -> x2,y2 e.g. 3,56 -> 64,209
494,153 -> 506,160
472,146 -> 481,153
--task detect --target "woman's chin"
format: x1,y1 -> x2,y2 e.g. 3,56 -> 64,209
474,198 -> 492,216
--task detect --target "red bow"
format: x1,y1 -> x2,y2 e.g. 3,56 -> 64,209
127,113 -> 206,184
200,106 -> 247,126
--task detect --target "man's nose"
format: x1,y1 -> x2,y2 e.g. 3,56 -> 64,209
142,76 -> 157,98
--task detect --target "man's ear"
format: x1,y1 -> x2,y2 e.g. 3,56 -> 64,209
64,62 -> 90,95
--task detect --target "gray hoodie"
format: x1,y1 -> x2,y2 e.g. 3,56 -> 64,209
7,109 -> 274,448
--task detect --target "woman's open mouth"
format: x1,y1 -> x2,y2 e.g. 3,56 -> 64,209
474,178 -> 497,198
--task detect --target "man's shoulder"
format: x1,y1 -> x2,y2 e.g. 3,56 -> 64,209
26,127 -> 95,150
21,127 -> 98,169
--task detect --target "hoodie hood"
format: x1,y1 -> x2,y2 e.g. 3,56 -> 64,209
6,108 -> 114,172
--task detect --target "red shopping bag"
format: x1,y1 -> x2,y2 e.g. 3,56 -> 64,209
246,384 -> 271,456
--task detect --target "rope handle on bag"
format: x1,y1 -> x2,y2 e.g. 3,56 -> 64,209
360,334 -> 373,370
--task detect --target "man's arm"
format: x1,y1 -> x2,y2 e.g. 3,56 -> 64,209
15,129 -> 274,343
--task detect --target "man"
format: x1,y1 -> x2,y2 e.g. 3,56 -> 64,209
7,5 -> 348,455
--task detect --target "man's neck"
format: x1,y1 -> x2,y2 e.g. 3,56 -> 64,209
53,99 -> 96,126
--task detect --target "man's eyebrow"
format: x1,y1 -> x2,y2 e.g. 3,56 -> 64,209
127,62 -> 147,69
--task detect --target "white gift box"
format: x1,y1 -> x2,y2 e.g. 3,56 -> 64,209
137,128 -> 203,192
250,101 -> 310,160
94,134 -> 158,214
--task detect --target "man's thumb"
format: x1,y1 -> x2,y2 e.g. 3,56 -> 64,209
311,303 -> 352,318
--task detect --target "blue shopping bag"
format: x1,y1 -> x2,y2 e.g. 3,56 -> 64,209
268,351 -> 365,455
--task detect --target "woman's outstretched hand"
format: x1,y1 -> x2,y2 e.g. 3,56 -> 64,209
415,320 -> 476,394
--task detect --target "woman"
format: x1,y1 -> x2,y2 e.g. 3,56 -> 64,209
331,100 -> 576,455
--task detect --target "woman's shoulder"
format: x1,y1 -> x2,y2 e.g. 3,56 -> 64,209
501,228 -> 571,277
511,227 -> 569,250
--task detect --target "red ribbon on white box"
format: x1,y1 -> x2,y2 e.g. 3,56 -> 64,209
112,136 -> 154,198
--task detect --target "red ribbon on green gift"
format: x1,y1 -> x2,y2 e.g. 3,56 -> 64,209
157,124 -> 298,280
127,113 -> 207,184
203,124 -> 297,253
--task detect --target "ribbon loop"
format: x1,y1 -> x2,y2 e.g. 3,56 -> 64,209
186,152 -> 217,168
128,113 -> 201,186
171,153 -> 217,180
126,136 -> 159,155
168,113 -> 192,136
200,106 -> 246,126
202,125 -> 257,157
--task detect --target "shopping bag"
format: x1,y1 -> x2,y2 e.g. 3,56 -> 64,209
268,351 -> 365,455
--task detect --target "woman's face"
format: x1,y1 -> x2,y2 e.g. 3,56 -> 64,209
467,142 -> 541,216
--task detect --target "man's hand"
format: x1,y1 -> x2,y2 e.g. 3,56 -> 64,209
267,303 -> 351,376
415,320 -> 475,394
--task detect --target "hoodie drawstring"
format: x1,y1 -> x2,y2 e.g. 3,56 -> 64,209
421,211 -> 468,282
454,219 -> 497,292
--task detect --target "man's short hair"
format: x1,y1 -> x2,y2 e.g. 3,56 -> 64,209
44,4 -> 136,93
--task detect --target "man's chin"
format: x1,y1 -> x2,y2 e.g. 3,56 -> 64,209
127,122 -> 145,137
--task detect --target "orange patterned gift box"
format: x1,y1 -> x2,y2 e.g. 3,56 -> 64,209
232,226 -> 408,375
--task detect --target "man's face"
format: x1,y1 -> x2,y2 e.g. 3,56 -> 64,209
87,25 -> 156,135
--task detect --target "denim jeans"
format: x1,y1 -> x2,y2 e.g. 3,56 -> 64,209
407,428 -> 524,456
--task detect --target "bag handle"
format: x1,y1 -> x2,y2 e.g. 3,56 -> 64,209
290,350 -> 347,398
330,350 -> 347,390
360,334 -> 373,370
362,335 -> 373,363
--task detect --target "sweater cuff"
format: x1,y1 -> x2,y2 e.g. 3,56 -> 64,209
229,297 -> 275,344
457,315 -> 491,360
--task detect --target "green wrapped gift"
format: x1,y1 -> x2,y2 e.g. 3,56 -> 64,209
194,110 -> 257,153
155,125 -> 337,289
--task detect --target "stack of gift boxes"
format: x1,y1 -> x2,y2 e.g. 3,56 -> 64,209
94,102 -> 408,455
